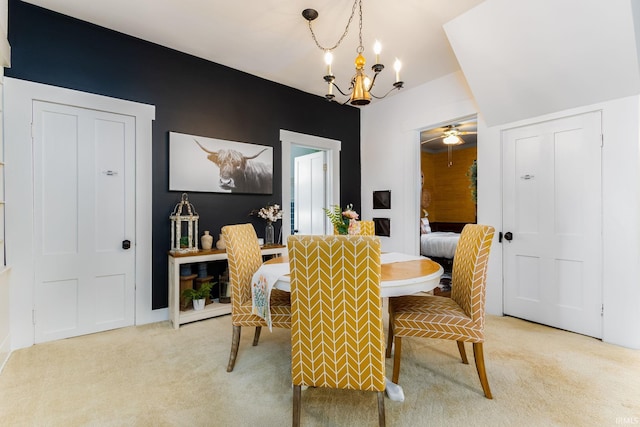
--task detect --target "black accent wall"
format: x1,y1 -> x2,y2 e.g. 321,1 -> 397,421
7,0 -> 361,309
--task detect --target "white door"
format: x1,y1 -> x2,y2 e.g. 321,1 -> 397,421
294,151 -> 326,235
502,111 -> 602,338
33,101 -> 136,343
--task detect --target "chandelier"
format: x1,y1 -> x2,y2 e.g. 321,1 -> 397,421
302,0 -> 404,106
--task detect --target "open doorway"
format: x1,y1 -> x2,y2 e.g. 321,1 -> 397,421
280,130 -> 341,242
418,115 -> 477,294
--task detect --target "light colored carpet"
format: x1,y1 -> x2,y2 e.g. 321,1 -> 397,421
0,311 -> 638,426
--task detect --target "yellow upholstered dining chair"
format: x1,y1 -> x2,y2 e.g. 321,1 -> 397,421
333,220 -> 375,235
360,220 -> 375,235
222,224 -> 291,372
288,235 -> 386,427
386,224 -> 495,398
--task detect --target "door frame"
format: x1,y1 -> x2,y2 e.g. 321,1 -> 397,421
5,78 -> 157,349
280,129 -> 341,242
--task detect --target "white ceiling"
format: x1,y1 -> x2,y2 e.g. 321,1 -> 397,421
22,0 -> 485,103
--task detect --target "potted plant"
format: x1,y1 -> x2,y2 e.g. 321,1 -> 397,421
182,281 -> 214,310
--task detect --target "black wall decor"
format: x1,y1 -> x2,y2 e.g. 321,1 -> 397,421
373,190 -> 391,209
373,218 -> 391,237
7,0 -> 362,309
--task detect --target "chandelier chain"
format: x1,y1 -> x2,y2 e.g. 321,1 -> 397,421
357,0 -> 363,52
307,0 -> 360,52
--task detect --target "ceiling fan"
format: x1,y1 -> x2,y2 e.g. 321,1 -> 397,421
421,124 -> 477,145
421,124 -> 477,167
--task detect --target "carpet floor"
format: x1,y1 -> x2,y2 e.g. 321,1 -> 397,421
0,310 -> 638,426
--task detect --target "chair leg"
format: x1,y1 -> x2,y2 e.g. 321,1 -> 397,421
377,391 -> 386,427
472,342 -> 493,399
253,326 -> 262,346
392,336 -> 402,384
386,308 -> 394,358
457,340 -> 469,364
227,325 -> 241,372
293,385 -> 301,427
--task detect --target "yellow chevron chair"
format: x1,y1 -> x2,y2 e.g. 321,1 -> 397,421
360,220 -> 375,235
288,235 -> 386,427
386,224 -> 495,398
333,220 -> 375,235
222,224 -> 291,372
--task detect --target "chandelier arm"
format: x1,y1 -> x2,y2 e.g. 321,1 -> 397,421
330,82 -> 351,97
370,84 -> 403,100
306,0 -> 360,51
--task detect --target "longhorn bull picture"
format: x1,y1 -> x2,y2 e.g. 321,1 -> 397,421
193,139 -> 272,194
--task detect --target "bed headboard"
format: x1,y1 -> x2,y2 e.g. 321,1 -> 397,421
429,222 -> 469,233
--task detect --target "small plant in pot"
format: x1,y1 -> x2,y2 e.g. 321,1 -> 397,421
182,281 -> 214,311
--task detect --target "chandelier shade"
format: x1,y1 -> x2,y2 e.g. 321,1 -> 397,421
302,0 -> 404,106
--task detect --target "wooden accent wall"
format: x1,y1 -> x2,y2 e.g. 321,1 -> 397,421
421,146 -> 477,223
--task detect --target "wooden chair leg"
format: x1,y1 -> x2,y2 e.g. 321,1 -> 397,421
252,326 -> 262,346
377,391 -> 386,427
386,308 -> 394,358
227,325 -> 241,372
293,385 -> 301,427
472,342 -> 493,399
392,336 -> 402,384
457,340 -> 469,364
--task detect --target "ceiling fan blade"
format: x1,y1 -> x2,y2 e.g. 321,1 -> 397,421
421,135 -> 444,143
457,131 -> 477,136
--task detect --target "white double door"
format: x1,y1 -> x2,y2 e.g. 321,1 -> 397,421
33,101 -> 136,343
502,111 -> 602,338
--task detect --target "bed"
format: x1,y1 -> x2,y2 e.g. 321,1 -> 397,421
419,220 -> 468,262
420,231 -> 460,259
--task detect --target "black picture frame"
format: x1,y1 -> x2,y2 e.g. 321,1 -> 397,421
373,218 -> 391,237
373,190 -> 391,209
169,131 -> 273,194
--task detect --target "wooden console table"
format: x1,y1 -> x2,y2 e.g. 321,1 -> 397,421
168,245 -> 287,329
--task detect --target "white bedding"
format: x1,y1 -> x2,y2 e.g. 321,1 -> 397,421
420,232 -> 460,259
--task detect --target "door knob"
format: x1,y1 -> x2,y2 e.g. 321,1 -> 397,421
122,240 -> 131,250
504,232 -> 513,241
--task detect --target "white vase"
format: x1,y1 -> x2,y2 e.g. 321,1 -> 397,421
216,234 -> 226,250
201,230 -> 213,250
193,299 -> 205,311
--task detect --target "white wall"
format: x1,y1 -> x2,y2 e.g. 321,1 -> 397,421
362,71 -> 640,348
360,70 -> 479,251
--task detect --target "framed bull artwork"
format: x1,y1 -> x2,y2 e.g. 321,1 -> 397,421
169,132 -> 273,194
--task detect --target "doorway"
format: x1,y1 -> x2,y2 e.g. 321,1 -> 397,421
280,130 -> 341,241
502,111 -> 603,338
32,101 -> 137,343
419,116 -> 477,232
5,78 -> 156,348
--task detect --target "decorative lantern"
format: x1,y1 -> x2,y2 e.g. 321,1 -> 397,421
170,193 -> 199,253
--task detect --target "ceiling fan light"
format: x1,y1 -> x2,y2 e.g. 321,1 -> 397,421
443,134 -> 462,145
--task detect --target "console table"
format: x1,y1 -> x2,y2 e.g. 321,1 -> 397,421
168,245 -> 287,328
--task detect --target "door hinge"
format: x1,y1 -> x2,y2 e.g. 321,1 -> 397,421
323,163 -> 327,172
600,134 -> 603,148
601,304 -> 604,316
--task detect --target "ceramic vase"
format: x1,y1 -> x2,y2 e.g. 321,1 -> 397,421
201,230 -> 213,250
216,234 -> 226,250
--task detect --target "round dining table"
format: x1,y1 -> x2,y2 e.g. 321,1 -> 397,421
264,252 -> 444,297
